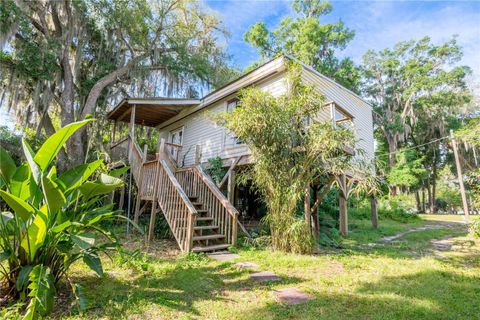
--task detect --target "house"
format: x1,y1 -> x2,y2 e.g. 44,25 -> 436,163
107,55 -> 375,253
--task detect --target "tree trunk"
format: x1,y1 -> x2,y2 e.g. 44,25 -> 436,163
339,191 -> 348,236
427,183 -> 432,213
422,188 -> 426,213
387,136 -> 398,196
370,195 -> 378,229
304,183 -> 312,235
431,155 -> 437,214
415,191 -> 421,213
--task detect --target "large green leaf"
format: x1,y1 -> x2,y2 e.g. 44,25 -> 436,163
83,253 -> 103,276
71,233 -> 96,250
0,250 -> 11,263
78,173 -> 123,200
10,164 -> 31,200
73,283 -> 89,311
21,210 -> 48,262
41,176 -> 66,214
16,265 -> 33,292
109,166 -> 129,178
0,146 -> 16,186
57,160 -> 103,193
0,190 -> 36,222
23,265 -> 56,319
22,139 -> 41,184
34,120 -> 92,171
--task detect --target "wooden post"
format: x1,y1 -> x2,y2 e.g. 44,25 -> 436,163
119,178 -> 126,210
304,183 -> 312,234
227,169 -> 235,204
147,160 -> 161,243
232,212 -> 238,246
451,130 -> 469,218
186,213 -> 195,252
370,195 -> 378,229
338,175 -> 348,236
339,191 -> 348,236
133,145 -> 149,225
312,184 -> 319,240
112,121 -> 117,144
126,105 -> 136,235
195,144 -> 201,165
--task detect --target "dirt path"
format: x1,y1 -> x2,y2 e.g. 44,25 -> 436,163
380,219 -> 467,244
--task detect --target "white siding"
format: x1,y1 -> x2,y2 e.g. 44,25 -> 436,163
301,69 -> 375,163
158,63 -> 374,168
159,72 -> 288,167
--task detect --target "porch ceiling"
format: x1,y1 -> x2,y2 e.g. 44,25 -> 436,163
107,98 -> 200,127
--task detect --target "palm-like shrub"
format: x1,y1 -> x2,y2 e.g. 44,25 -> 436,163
0,120 -> 127,318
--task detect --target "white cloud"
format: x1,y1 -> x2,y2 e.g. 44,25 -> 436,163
333,1 -> 480,77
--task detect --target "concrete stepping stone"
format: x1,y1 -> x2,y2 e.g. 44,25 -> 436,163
208,252 -> 240,261
250,271 -> 281,282
274,288 -> 313,305
234,261 -> 259,269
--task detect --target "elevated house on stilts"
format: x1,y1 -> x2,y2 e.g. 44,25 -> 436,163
107,56 -> 375,253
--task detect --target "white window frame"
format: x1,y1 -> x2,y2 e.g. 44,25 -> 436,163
224,99 -> 244,148
168,126 -> 184,158
328,102 -> 354,129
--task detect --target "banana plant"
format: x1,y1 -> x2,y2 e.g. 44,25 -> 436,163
0,120 -> 130,319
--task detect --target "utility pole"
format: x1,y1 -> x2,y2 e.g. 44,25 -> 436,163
450,130 -> 469,218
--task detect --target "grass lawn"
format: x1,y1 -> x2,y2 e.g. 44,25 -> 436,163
48,214 -> 479,319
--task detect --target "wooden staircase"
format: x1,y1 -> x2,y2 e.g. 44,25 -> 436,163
113,135 -> 238,253
190,197 -> 230,252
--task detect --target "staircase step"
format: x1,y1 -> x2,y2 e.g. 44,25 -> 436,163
196,217 -> 213,222
192,202 -> 203,207
192,244 -> 230,253
193,234 -> 225,241
196,209 -> 208,214
194,225 -> 219,230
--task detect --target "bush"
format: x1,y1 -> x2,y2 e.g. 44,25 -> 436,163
469,218 -> 480,238
0,120 -> 129,318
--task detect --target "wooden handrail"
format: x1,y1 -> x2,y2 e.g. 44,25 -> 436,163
160,160 -> 197,216
110,136 -> 129,149
165,142 -> 183,149
194,165 -> 239,219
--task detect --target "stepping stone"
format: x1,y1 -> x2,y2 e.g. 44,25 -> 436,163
208,252 -> 240,261
250,271 -> 281,282
234,261 -> 259,269
274,288 -> 313,305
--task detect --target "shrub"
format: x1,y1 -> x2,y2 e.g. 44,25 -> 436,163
0,120 -> 129,318
205,157 -> 227,185
469,218 -> 480,238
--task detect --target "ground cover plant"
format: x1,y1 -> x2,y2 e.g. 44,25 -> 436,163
26,214 -> 478,320
0,120 -> 128,319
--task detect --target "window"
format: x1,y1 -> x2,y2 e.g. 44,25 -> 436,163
169,127 -> 183,158
331,103 -> 354,130
225,99 -> 243,146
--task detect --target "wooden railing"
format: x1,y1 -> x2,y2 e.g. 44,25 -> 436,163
110,136 -> 129,161
139,160 -> 157,200
176,165 -> 238,246
155,159 -> 197,252
115,135 -> 237,251
129,136 -> 144,183
165,142 -> 182,167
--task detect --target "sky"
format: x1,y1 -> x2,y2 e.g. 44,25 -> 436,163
205,0 -> 480,78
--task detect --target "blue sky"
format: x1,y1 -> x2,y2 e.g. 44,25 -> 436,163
206,0 -> 480,78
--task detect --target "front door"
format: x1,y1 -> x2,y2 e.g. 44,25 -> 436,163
169,127 -> 183,159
